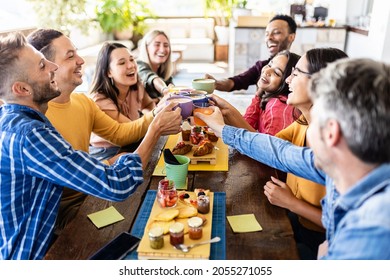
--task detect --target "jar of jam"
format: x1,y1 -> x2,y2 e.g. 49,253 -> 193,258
197,195 -> 210,214
169,222 -> 184,246
188,217 -> 203,240
149,227 -> 164,249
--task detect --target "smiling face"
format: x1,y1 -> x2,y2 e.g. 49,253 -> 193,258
23,45 -> 61,104
108,48 -> 138,89
286,55 -> 312,112
50,35 -> 84,95
265,19 -> 295,57
146,34 -> 170,67
257,54 -> 288,92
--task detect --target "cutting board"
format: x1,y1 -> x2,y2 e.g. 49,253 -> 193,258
152,133 -> 229,175
137,192 -> 214,259
176,135 -> 217,165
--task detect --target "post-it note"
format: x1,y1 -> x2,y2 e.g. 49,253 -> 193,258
227,214 -> 263,233
87,206 -> 125,229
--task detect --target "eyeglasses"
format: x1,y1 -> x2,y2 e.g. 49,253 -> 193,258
292,67 -> 311,77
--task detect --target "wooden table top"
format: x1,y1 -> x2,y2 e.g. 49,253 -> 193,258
45,136 -> 299,260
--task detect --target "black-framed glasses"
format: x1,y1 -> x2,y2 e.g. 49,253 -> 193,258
292,67 -> 311,76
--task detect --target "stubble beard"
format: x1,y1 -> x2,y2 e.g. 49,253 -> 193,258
31,81 -> 61,105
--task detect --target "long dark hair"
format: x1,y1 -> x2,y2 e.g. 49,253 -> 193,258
260,50 -> 301,110
88,42 -> 140,113
293,47 -> 349,125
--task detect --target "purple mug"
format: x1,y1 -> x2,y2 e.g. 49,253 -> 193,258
166,96 -> 193,119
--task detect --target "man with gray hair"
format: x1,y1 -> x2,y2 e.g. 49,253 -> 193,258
196,58 -> 390,259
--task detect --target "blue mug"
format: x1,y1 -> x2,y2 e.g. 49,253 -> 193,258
185,91 -> 209,106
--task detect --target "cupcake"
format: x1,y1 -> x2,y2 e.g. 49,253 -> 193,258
181,120 -> 191,141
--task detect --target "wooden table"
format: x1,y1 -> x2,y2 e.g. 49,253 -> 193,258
45,136 -> 299,260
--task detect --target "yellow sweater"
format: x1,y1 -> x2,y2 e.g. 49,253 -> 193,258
46,93 -> 153,152
276,121 -> 326,232
45,93 -> 153,201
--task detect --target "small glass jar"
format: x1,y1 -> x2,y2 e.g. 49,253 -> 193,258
149,227 -> 164,249
169,222 -> 184,246
188,216 -> 203,240
197,195 -> 210,214
157,179 -> 178,208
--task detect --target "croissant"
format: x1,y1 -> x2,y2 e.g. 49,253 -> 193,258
172,141 -> 193,155
193,140 -> 214,157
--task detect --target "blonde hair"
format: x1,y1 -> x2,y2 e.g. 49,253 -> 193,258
138,30 -> 173,80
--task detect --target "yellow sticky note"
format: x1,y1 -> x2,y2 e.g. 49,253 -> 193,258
87,206 -> 125,229
227,214 -> 263,233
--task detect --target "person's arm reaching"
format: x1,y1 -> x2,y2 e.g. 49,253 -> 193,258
204,73 -> 234,92
111,102 -> 182,170
209,94 -> 256,132
194,106 -> 326,185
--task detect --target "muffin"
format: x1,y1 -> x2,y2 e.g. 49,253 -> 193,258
181,120 -> 191,141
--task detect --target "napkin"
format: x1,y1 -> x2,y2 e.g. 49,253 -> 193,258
87,206 -> 125,229
226,214 -> 263,233
163,148 -> 181,165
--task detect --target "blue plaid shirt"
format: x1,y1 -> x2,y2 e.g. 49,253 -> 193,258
0,104 -> 143,259
223,125 -> 390,259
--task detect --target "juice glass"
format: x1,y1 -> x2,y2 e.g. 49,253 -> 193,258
193,103 -> 213,126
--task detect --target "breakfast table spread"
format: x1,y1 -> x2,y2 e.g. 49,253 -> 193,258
45,130 -> 299,260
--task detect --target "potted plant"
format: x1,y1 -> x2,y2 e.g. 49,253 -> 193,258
95,0 -> 154,44
233,0 -> 251,20
204,0 -> 239,45
27,0 -> 92,36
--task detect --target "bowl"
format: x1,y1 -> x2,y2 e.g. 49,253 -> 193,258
166,95 -> 193,119
192,78 -> 215,94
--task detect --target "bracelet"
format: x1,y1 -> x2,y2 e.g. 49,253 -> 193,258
161,86 -> 168,94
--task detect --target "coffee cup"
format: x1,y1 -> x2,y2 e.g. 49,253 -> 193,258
192,78 -> 215,94
186,91 -> 209,106
166,95 -> 193,119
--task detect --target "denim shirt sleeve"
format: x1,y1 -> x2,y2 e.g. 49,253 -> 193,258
222,125 -> 326,185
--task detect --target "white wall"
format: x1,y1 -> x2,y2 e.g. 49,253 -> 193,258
345,0 -> 390,62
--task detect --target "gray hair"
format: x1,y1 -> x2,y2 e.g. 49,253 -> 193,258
310,58 -> 390,163
137,29 -> 173,80
0,32 -> 28,99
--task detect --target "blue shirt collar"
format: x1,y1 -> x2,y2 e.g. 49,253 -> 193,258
337,164 -> 390,210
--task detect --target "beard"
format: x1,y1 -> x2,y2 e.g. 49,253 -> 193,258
31,80 -> 61,105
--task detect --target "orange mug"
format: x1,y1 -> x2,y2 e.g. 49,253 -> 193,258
193,103 -> 213,126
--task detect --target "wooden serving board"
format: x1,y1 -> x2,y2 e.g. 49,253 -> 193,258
137,192 -> 214,259
176,135 -> 218,165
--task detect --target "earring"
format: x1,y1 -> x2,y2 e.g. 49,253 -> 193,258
110,77 -> 114,85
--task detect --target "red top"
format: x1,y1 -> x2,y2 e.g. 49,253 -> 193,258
243,95 -> 294,135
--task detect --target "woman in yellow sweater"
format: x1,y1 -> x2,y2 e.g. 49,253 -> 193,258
264,48 -> 348,259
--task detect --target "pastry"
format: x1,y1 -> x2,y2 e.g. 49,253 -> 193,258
153,209 -> 179,222
193,139 -> 214,157
203,127 -> 219,142
147,220 -> 175,234
181,121 -> 191,141
172,141 -> 192,155
176,206 -> 198,219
